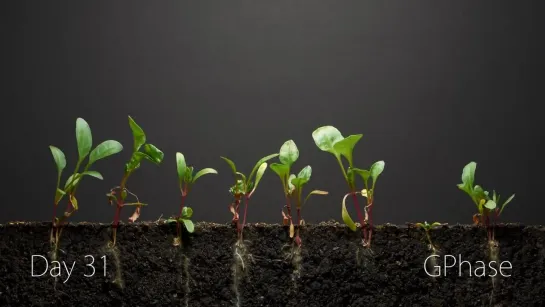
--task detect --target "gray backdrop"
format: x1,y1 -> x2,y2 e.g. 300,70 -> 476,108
2,1 -> 544,225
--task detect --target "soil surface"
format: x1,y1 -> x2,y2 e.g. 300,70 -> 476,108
1,222 -> 544,306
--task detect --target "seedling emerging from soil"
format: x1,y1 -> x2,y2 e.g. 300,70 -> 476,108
107,116 -> 164,246
221,153 -> 278,241
270,140 -> 328,246
167,152 -> 218,246
49,118 -> 123,257
457,162 -> 515,242
312,125 -> 385,247
415,221 -> 442,253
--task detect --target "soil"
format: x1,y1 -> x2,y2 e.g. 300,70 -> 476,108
1,221 -> 544,306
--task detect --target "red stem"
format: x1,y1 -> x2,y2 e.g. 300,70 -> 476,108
286,195 -> 293,225
295,207 -> 302,246
351,192 -> 367,241
240,195 -> 249,240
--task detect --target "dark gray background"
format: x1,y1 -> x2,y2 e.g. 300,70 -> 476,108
2,1 -> 544,225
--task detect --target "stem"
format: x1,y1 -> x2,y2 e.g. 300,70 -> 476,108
295,207 -> 302,246
239,195 -> 249,241
350,192 -> 366,240
367,196 -> 374,246
285,195 -> 293,225
177,191 -> 187,239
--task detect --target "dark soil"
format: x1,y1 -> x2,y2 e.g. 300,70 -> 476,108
1,221 -> 544,306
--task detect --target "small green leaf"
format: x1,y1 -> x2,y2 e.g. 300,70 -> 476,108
184,166 -> 194,183
297,165 -> 312,181
142,144 -> 164,164
333,134 -> 363,167
270,163 -> 290,179
351,167 -> 371,188
500,194 -> 515,215
70,194 -> 79,210
472,185 -> 487,205
182,207 -> 193,219
125,152 -> 143,173
459,162 -> 476,193
176,152 -> 187,183
288,174 -> 296,193
182,219 -> 194,233
165,218 -> 177,224
312,126 -> 344,155
431,222 -> 442,227
49,146 -> 66,174
80,171 -> 103,180
192,168 -> 218,183
290,177 -> 309,188
128,116 -> 146,152
279,140 -> 299,166
76,118 -> 92,161
220,156 -> 237,175
64,173 -> 80,190
302,190 -> 328,207
342,193 -> 357,231
484,199 -> 497,210
248,153 -> 279,184
370,161 -> 385,186
89,140 -> 123,165
54,188 -> 66,205
250,162 -> 268,196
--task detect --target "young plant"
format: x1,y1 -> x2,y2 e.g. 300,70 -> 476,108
414,221 -> 442,253
312,125 -> 385,247
167,152 -> 218,246
221,153 -> 278,241
457,161 -> 515,242
50,118 -> 123,254
106,116 -> 164,246
270,140 -> 328,246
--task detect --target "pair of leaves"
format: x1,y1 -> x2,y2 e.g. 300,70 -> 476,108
176,152 -> 218,189
348,161 -> 385,191
312,126 -> 362,167
270,140 -> 299,195
166,207 -> 195,233
221,153 -> 278,197
415,221 -> 442,231
457,162 -> 515,215
125,116 -> 164,174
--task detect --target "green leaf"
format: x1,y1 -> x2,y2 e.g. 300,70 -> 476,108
297,165 -> 312,181
128,116 -> 146,151
333,134 -> 363,167
370,161 -> 385,187
125,152 -> 143,173
49,146 -> 66,174
500,194 -> 515,215
182,219 -> 194,233
70,194 -> 79,210
80,171 -> 103,180
270,163 -> 290,179
431,222 -> 442,227
351,167 -> 371,188
235,172 -> 247,182
75,118 -> 92,161
342,193 -> 357,231
182,207 -> 193,219
290,177 -> 309,188
249,162 -> 268,196
54,188 -> 66,205
288,174 -> 296,193
185,166 -> 194,183
279,140 -> 299,166
312,126 -> 344,155
176,152 -> 187,183
459,162 -> 476,193
192,168 -> 218,183
142,144 -> 164,164
248,153 -> 279,183
88,140 -> 123,165
220,156 -> 237,175
302,190 -> 328,207
64,173 -> 80,190
484,199 -> 497,210
472,185 -> 487,205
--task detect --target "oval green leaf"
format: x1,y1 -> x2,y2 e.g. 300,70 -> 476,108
342,193 -> 357,231
49,146 -> 66,174
142,144 -> 164,164
333,134 -> 362,167
249,162 -> 268,196
351,167 -> 371,188
176,152 -> 187,183
290,177 -> 309,188
484,199 -> 497,210
81,171 -> 103,180
279,140 -> 299,166
459,162 -> 476,193
248,153 -> 279,183
76,118 -> 92,161
270,163 -> 290,180
288,174 -> 296,193
297,165 -> 312,181
89,140 -> 123,165
192,168 -> 218,183
312,126 -> 344,154
182,219 -> 194,233
182,206 -> 193,219
128,116 -> 146,151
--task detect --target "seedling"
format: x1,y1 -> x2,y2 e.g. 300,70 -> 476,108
106,116 -> 164,246
270,140 -> 328,246
414,221 -> 442,253
312,125 -> 385,247
457,161 -> 515,242
49,118 -> 123,255
166,152 -> 218,246
221,153 -> 278,241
